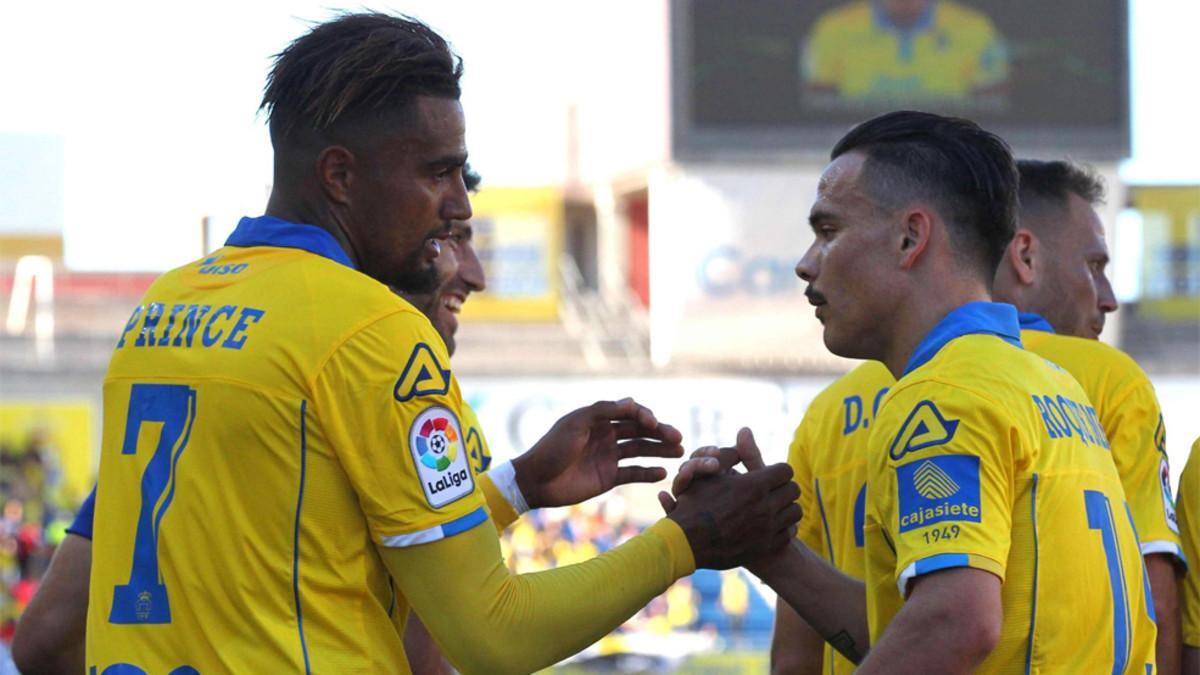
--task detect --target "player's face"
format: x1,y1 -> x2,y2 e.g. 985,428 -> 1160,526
796,153 -> 902,361
398,222 -> 486,355
1030,194 -> 1117,339
350,96 -> 471,294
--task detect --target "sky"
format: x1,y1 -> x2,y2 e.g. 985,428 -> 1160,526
0,0 -> 1196,271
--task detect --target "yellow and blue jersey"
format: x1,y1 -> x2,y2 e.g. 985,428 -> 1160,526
1020,313 -> 1184,566
86,215 -> 488,673
460,401 -> 492,476
788,360 -> 893,675
1178,437 -> 1200,647
864,303 -> 1156,673
803,0 -> 1007,101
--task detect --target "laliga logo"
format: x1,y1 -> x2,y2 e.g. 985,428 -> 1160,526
415,415 -> 459,471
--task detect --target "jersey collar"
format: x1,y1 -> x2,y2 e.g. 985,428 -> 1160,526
903,301 -> 1023,376
1018,312 -> 1056,334
225,215 -> 355,269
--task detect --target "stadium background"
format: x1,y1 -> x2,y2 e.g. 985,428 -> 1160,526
1,1 -> 1197,671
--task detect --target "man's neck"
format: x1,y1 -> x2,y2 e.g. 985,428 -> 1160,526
880,286 -> 992,379
264,191 -> 360,268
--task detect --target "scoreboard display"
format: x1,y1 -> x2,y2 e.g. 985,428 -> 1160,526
671,0 -> 1130,160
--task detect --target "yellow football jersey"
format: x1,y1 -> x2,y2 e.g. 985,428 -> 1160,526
865,303 -> 1156,673
803,0 -> 1008,100
87,216 -> 487,673
460,401 -> 492,476
788,360 -> 893,675
1178,437 -> 1200,647
1021,315 -> 1183,565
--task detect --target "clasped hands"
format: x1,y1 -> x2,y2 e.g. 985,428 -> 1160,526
512,397 -> 800,571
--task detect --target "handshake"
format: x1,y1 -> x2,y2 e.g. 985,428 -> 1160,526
659,428 -> 802,572
514,397 -> 801,573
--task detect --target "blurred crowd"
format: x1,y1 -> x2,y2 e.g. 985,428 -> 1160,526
0,432 -> 75,659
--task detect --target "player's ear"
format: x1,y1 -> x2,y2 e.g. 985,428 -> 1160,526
898,208 -> 932,270
1007,229 -> 1037,285
315,145 -> 357,206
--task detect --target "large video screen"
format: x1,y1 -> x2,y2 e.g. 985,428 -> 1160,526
671,0 -> 1129,160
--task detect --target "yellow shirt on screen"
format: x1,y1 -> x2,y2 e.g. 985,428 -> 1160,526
864,302 -> 1156,673
803,0 -> 1008,101
788,360 -> 893,675
1021,314 -> 1183,565
1177,437 -> 1200,646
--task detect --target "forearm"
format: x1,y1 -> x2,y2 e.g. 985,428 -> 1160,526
1149,554 -> 1183,675
770,596 -> 825,674
857,569 -> 999,674
389,518 -> 694,675
754,540 -> 869,664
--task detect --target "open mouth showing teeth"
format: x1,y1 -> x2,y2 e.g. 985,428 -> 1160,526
443,296 -> 464,313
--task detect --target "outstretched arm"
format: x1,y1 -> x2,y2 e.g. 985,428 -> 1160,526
388,462 -> 799,675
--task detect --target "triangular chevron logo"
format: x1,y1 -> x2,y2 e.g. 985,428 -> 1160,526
914,460 -> 960,499
889,400 -> 960,460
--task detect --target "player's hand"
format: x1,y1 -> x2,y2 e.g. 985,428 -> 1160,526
513,397 -> 685,509
667,461 -> 801,570
658,428 -> 764,513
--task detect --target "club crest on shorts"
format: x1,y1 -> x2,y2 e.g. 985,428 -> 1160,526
409,406 -> 474,508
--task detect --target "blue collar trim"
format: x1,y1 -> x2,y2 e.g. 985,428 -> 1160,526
872,0 -> 936,33
904,302 -> 1023,376
225,215 -> 355,269
1018,312 -> 1056,334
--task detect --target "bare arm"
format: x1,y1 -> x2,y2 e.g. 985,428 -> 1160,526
856,567 -> 1001,674
753,540 -> 870,664
1148,553 -> 1183,675
770,595 -> 826,675
12,534 -> 91,675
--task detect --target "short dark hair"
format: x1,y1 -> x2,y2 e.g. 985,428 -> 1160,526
261,12 -> 463,146
1017,160 -> 1105,224
831,110 -> 1019,277
463,163 -> 482,193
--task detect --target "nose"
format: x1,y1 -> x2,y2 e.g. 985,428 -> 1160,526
795,241 -> 820,282
459,241 -> 486,292
1096,272 -> 1118,314
443,170 -> 473,222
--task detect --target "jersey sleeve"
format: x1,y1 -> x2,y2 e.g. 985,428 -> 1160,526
787,418 -> 822,551
801,13 -> 845,88
966,16 -> 1008,89
460,401 -> 493,476
389,515 -> 694,674
65,486 -> 97,540
312,310 -> 487,548
1105,379 -> 1184,563
869,383 -> 1016,597
1178,438 -> 1200,646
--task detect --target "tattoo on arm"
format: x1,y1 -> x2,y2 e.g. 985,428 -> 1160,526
828,630 -> 864,664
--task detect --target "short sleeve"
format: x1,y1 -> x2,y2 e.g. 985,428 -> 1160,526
801,14 -> 844,88
312,310 -> 486,548
870,384 -> 1015,597
1178,438 -> 1200,646
66,486 -> 97,539
969,20 -> 1008,88
787,419 -> 821,551
1106,381 -> 1184,563
460,402 -> 493,476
